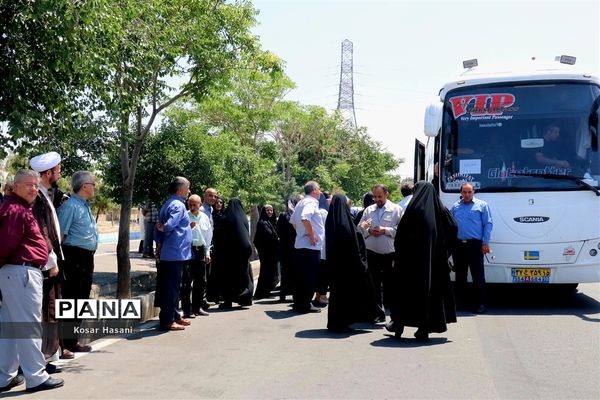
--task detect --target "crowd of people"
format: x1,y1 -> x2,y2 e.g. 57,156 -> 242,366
0,155 -> 494,393
1,152 -> 98,392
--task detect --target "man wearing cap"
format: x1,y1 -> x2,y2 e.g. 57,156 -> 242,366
0,169 -> 64,393
30,152 -> 73,367
57,171 -> 99,352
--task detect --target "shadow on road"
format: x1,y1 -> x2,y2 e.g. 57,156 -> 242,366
371,334 -> 450,348
295,328 -> 371,339
123,323 -> 169,341
264,309 -> 303,320
477,284 -> 600,320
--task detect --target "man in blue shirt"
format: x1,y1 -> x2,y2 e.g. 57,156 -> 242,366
57,171 -> 98,353
155,177 -> 193,331
450,182 -> 493,314
201,187 -> 218,226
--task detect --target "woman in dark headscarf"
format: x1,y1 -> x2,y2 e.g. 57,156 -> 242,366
386,181 -> 458,340
213,196 -> 224,218
325,194 -> 379,332
215,198 -> 254,308
253,204 -> 280,299
276,196 -> 301,302
206,196 -> 225,304
353,192 -> 375,226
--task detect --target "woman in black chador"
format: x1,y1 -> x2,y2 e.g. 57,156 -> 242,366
206,196 -> 225,303
386,181 -> 458,340
276,197 -> 299,302
215,198 -> 254,308
325,194 -> 379,332
253,204 -> 280,299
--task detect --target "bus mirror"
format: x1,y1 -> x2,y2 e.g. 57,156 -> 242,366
424,101 -> 443,137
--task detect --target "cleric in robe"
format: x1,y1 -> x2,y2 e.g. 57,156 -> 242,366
386,181 -> 458,340
325,194 -> 378,332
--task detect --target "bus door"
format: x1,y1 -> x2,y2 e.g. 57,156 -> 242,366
414,138 -> 425,182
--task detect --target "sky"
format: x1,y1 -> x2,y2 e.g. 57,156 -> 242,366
251,0 -> 600,178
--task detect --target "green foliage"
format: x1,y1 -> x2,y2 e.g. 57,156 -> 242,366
271,103 -> 402,202
104,117 -> 279,211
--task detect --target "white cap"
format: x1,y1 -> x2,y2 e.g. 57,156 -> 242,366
30,151 -> 62,172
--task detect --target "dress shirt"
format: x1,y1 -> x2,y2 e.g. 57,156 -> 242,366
188,210 -> 212,257
57,193 -> 98,251
201,202 -> 213,226
359,200 -> 402,254
291,196 -> 324,251
0,195 -> 49,267
156,195 -> 192,261
450,197 -> 493,244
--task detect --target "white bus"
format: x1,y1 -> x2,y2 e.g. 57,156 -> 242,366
416,56 -> 600,287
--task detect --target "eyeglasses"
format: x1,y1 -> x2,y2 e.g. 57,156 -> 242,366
20,183 -> 39,189
85,182 -> 96,187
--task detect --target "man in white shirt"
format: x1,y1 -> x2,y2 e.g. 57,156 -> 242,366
290,181 -> 324,313
181,194 -> 213,317
358,184 -> 402,322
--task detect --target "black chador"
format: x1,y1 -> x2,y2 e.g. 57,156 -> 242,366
387,181 -> 458,340
253,206 -> 279,299
216,198 -> 254,307
325,194 -> 379,332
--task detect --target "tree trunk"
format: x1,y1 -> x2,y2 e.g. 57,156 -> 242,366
116,196 -> 132,299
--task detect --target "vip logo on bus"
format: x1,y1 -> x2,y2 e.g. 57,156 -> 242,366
56,299 -> 142,319
449,93 -> 516,118
513,216 -> 549,223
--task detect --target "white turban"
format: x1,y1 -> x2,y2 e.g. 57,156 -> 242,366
30,151 -> 62,172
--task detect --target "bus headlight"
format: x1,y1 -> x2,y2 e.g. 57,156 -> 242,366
590,249 -> 598,257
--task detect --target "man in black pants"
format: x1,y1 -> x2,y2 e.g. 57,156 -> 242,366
181,194 -> 212,317
57,171 -> 98,352
358,184 -> 402,323
450,183 -> 493,314
290,181 -> 324,313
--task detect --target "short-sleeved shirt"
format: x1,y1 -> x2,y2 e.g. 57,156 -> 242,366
291,196 -> 324,251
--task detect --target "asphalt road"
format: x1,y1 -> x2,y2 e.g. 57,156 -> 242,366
6,283 -> 599,399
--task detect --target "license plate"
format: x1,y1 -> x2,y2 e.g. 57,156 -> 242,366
511,268 -> 551,283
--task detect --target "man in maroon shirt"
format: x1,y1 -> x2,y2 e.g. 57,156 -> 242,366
0,169 -> 64,393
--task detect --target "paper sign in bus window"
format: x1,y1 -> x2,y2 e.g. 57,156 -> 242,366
459,159 -> 481,175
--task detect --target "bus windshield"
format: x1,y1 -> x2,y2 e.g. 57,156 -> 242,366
440,82 -> 600,192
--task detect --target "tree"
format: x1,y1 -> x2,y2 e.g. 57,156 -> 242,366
1,0 -> 274,298
270,103 -> 403,201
